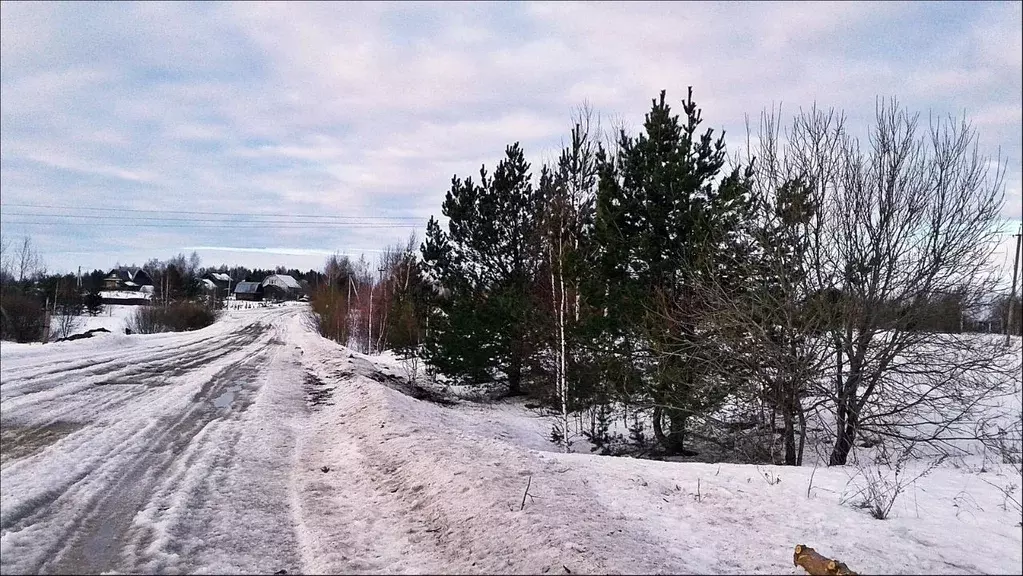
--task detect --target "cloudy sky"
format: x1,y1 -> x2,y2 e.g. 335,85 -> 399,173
1,1 -> 1021,277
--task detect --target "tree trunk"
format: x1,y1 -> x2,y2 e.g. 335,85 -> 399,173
783,403 -> 797,466
829,332 -> 848,466
507,344 -> 524,397
653,406 -> 689,454
557,235 -> 569,453
653,405 -> 666,446
796,400 -> 807,466
829,413 -> 859,466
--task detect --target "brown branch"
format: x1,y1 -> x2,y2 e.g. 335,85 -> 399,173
519,474 -> 532,511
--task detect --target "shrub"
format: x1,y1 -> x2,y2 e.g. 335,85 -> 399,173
50,305 -> 83,341
0,290 -> 47,342
843,445 -> 943,520
311,285 -> 350,344
127,301 -> 221,334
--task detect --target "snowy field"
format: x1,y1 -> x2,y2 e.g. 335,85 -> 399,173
51,304 -> 140,336
3,305 -> 1021,574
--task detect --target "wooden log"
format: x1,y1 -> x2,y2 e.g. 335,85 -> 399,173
793,544 -> 858,575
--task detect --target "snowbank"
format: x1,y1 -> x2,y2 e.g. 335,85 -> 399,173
293,316 -> 1023,575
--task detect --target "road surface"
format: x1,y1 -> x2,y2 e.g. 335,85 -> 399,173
1,306 -> 309,575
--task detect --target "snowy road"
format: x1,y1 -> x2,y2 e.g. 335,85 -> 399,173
1,305 -> 673,575
1,306 -> 308,574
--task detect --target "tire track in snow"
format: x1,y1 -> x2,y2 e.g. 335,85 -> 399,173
126,319 -> 307,574
0,318 -> 277,450
0,307 -> 307,575
0,325 -> 274,558
0,321 -> 270,407
43,348 -> 274,574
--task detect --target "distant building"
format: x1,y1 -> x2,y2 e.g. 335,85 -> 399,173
207,272 -> 231,288
261,274 -> 302,301
233,281 -> 264,301
103,267 -> 154,292
206,272 -> 232,296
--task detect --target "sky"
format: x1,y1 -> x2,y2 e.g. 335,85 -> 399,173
1,1 -> 1021,278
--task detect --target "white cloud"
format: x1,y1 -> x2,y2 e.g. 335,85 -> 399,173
1,1 -> 1019,275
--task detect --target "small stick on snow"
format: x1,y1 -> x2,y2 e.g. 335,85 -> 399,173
807,461 -> 819,499
520,474 -> 533,511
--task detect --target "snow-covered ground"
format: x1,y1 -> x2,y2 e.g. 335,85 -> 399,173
3,305 -> 1021,574
99,290 -> 152,301
49,304 -> 141,336
297,333 -> 1023,575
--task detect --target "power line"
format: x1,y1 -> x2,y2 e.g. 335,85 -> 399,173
0,203 -> 424,220
0,219 -> 421,229
0,212 -> 423,224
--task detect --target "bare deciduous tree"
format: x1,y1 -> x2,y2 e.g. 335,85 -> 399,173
748,99 -> 1017,466
15,236 -> 43,283
0,234 -> 12,282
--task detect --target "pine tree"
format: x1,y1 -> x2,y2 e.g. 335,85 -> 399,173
422,143 -> 544,395
589,88 -> 753,454
84,291 -> 104,316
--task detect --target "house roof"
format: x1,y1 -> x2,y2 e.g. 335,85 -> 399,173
209,273 -> 231,282
108,267 -> 152,285
262,274 -> 302,290
234,281 -> 263,294
200,279 -> 217,290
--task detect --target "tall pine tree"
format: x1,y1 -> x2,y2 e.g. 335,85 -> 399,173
422,143 -> 543,395
589,88 -> 753,454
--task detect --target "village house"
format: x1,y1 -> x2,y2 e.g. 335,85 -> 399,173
261,274 -> 302,301
207,272 -> 232,293
103,267 -> 154,291
233,281 -> 264,301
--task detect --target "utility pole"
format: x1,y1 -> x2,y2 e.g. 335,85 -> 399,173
376,266 -> 386,353
1007,224 -> 1022,345
368,279 -> 373,355
347,274 -> 354,346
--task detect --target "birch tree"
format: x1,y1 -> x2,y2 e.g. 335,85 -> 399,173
536,108 -> 600,450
